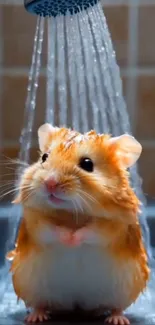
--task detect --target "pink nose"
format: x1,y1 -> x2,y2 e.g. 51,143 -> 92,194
45,177 -> 58,193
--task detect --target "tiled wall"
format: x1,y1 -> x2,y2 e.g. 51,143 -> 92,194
0,0 -> 155,199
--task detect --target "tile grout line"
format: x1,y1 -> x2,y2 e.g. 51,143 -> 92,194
0,67 -> 47,76
1,66 -> 155,77
121,67 -> 155,76
126,0 -> 138,134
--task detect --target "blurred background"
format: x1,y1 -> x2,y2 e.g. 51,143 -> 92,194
0,0 -> 155,201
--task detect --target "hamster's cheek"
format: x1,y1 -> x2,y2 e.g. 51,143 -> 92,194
24,188 -> 48,209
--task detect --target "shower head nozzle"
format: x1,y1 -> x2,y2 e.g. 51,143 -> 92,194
24,0 -> 98,17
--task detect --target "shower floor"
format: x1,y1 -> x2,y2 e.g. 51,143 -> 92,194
0,203 -> 155,325
0,295 -> 155,325
0,312 -> 155,325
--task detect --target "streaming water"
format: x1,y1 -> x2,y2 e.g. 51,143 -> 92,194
10,16 -> 45,248
46,17 -> 56,124
19,16 -> 44,165
0,0 -> 155,319
56,15 -> 68,126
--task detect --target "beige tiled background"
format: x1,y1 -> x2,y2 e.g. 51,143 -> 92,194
0,0 -> 155,199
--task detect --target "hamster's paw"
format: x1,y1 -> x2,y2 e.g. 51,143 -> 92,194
105,311 -> 130,325
59,228 -> 86,246
25,308 -> 50,323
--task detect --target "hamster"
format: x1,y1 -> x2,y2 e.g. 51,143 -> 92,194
6,123 -> 150,324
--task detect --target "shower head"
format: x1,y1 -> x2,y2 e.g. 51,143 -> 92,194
24,0 -> 98,17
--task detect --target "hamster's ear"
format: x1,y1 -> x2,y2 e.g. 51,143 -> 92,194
108,134 -> 142,168
38,123 -> 58,152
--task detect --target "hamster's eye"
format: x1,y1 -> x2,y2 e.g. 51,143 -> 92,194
79,157 -> 94,172
42,153 -> 48,163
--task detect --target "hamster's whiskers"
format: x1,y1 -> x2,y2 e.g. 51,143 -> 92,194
70,198 -> 79,224
74,196 -> 84,213
0,181 -> 18,190
77,188 -> 99,205
0,157 -> 29,168
76,193 -> 92,214
0,184 -> 33,200
22,188 -> 36,203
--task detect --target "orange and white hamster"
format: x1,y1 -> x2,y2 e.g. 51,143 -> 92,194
7,124 -> 150,325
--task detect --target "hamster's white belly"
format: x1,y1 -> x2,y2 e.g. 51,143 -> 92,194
15,244 -> 139,310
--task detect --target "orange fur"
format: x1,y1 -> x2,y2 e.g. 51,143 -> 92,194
7,125 -> 149,315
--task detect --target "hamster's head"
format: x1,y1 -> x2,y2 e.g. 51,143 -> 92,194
14,124 -> 142,219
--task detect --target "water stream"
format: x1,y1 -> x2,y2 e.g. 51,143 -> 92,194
10,16 -> 45,252
0,0 -> 155,319
19,16 -> 44,165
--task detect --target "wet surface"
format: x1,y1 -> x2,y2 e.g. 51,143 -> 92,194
1,308 -> 155,325
0,313 -> 155,325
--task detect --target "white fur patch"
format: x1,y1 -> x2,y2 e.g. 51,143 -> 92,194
14,231 -> 140,311
36,226 -> 60,244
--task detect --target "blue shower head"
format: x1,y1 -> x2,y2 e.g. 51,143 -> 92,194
24,0 -> 98,17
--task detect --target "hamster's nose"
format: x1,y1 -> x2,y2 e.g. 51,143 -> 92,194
45,177 -> 58,193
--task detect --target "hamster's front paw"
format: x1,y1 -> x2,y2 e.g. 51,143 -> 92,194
59,227 -> 94,246
57,227 -> 98,247
59,229 -> 83,246
25,308 -> 50,323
